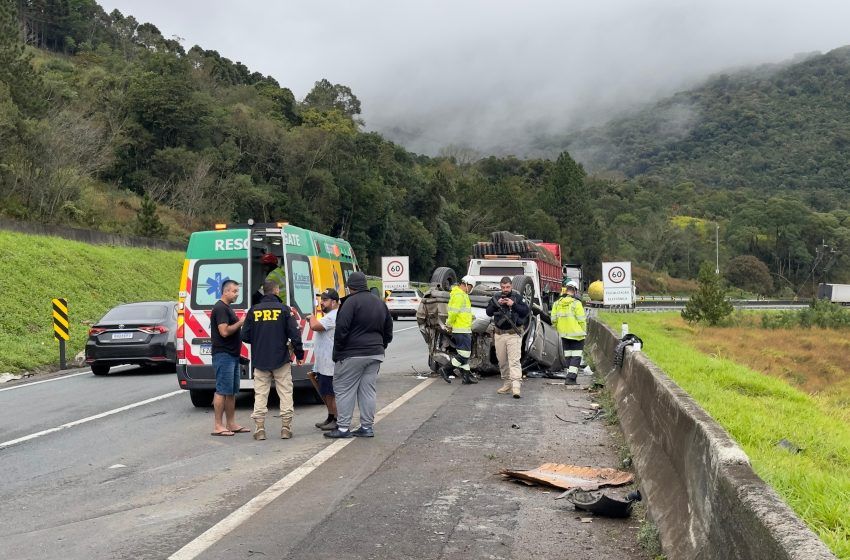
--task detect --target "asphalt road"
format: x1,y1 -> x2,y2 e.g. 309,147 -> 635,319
0,320 -> 648,560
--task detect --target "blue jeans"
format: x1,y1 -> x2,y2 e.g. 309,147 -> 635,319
213,353 -> 241,395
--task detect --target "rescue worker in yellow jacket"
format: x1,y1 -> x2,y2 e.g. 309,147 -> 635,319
441,276 -> 477,385
552,279 -> 586,385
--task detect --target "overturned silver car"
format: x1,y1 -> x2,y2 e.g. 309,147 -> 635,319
416,273 -> 568,377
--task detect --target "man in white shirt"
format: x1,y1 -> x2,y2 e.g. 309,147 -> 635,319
307,288 -> 339,430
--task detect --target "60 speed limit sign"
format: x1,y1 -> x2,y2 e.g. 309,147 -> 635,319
602,261 -> 633,305
381,256 -> 410,290
607,266 -> 626,284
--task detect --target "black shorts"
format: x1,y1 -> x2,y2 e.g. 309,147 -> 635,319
316,372 -> 334,396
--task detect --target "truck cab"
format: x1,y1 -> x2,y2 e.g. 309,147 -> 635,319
465,257 -> 544,307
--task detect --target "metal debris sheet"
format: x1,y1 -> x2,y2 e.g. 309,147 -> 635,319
499,463 -> 634,490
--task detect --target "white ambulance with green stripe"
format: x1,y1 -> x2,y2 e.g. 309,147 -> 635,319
176,222 -> 359,407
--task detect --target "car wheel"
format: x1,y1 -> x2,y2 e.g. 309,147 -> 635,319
190,390 -> 214,408
391,314 -> 398,321
91,364 -> 110,376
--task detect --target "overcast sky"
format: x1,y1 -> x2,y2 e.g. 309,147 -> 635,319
99,1 -> 850,155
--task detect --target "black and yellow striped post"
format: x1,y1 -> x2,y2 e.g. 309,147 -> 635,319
52,298 -> 70,369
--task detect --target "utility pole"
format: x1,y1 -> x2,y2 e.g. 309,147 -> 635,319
715,223 -> 720,275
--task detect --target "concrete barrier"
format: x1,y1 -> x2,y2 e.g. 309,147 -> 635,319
586,318 -> 836,560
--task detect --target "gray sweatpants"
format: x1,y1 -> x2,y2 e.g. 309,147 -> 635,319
333,357 -> 381,430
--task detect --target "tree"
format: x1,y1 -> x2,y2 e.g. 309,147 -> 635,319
303,78 -> 361,117
725,255 -> 773,295
0,0 -> 45,116
544,151 -> 602,272
135,194 -> 167,238
681,263 -> 733,325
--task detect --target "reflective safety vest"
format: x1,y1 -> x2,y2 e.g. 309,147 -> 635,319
447,286 -> 473,333
552,295 -> 586,340
265,266 -> 287,304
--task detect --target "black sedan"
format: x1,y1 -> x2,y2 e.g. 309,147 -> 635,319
85,301 -> 178,376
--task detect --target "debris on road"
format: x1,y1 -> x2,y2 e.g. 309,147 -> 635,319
499,463 -> 634,491
561,489 -> 639,518
0,373 -> 22,384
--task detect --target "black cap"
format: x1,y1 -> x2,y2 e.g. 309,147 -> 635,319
317,288 -> 339,301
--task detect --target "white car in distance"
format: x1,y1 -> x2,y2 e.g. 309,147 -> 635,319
385,288 -> 423,320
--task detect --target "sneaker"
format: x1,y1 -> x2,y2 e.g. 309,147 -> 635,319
323,428 -> 353,439
318,419 -> 338,431
315,416 -> 334,429
351,426 -> 374,438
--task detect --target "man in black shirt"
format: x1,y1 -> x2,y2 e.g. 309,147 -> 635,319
323,271 -> 394,439
485,276 -> 530,399
241,280 -> 305,440
210,279 -> 247,436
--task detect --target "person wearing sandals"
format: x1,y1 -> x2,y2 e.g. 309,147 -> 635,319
210,279 -> 248,436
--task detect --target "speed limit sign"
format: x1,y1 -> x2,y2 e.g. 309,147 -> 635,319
382,256 -> 410,291
602,261 -> 633,305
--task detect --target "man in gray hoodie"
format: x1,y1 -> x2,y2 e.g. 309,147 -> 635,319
324,271 -> 394,439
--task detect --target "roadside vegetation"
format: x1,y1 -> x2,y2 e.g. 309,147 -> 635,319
0,230 -> 182,372
599,311 -> 850,558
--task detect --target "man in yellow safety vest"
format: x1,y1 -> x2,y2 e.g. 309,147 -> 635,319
441,276 -> 477,385
552,279 -> 586,385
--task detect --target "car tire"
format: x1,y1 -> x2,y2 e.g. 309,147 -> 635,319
391,314 -> 398,321
91,364 -> 110,376
189,390 -> 214,408
430,267 -> 457,291
512,274 -> 535,304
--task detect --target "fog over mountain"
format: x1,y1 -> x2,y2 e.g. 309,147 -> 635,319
100,0 -> 850,156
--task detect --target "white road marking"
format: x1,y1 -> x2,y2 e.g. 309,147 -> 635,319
0,390 -> 183,451
169,377 -> 438,560
394,325 -> 419,333
0,365 -> 136,393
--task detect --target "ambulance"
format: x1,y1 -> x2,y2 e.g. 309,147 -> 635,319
176,221 -> 359,407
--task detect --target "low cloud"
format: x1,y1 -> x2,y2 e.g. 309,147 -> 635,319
99,0 -> 850,156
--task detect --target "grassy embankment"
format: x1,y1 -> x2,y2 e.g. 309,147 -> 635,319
0,230 -> 183,372
598,312 -> 850,559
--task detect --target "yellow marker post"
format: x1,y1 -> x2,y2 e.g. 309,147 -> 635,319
52,298 -> 69,369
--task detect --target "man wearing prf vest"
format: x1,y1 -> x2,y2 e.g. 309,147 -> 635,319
241,280 -> 304,440
552,279 -> 587,385
441,276 -> 478,385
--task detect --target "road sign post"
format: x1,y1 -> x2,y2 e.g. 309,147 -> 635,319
381,256 -> 410,291
52,298 -> 70,369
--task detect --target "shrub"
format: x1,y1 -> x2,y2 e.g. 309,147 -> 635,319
681,263 -> 733,326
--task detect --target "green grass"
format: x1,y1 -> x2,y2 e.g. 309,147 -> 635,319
599,312 -> 850,559
0,231 -> 183,372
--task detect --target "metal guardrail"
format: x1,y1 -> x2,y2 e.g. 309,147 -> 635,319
589,299 -> 813,312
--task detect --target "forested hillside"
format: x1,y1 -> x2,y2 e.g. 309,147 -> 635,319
2,0 -> 850,295
550,47 -> 850,192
